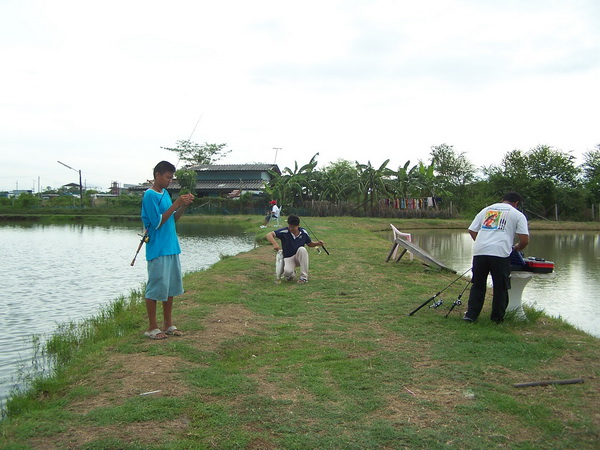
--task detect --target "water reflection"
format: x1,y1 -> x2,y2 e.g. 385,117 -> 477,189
0,221 -> 255,405
398,229 -> 599,338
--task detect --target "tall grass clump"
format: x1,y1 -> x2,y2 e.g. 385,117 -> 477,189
2,287 -> 146,418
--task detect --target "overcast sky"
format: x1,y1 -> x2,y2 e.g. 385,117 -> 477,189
1,0 -> 599,192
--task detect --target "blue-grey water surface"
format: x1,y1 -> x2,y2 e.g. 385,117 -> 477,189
0,221 -> 255,406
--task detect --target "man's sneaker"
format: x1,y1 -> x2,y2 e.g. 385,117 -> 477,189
463,314 -> 474,322
297,277 -> 308,284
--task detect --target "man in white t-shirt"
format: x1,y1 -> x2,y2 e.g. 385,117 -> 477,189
260,200 -> 280,228
464,192 -> 530,323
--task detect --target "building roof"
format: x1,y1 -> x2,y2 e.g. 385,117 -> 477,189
127,164 -> 280,192
130,180 -> 267,191
187,164 -> 280,174
190,180 -> 266,190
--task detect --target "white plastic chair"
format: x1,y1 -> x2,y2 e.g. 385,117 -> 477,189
272,209 -> 282,227
390,224 -> 413,261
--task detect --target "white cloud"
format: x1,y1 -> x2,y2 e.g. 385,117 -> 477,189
1,0 -> 599,191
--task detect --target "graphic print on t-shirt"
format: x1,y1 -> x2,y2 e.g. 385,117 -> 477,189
482,209 -> 510,231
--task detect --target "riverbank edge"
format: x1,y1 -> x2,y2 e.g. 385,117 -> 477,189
3,212 -> 600,231
1,216 -> 599,448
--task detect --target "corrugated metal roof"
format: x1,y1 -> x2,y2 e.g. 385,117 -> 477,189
187,164 -> 280,174
129,180 -> 266,191
193,180 -> 266,190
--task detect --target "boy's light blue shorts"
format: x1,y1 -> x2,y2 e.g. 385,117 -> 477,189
145,254 -> 184,302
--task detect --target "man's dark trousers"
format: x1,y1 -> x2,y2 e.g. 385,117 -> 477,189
465,255 -> 511,322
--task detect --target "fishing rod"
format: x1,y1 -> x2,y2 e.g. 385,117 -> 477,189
444,279 -> 471,318
130,230 -> 149,266
300,217 -> 330,255
130,190 -> 168,266
174,115 -> 202,171
408,267 -> 472,316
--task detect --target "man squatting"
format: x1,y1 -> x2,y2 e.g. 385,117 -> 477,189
266,214 -> 324,283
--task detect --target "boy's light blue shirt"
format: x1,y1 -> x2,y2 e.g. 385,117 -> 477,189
141,189 -> 181,261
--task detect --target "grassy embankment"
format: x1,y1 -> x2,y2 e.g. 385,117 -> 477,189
1,216 -> 598,449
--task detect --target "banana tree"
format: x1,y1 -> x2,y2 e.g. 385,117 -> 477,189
268,153 -> 319,208
390,160 -> 422,199
355,159 -> 392,216
319,159 -> 359,205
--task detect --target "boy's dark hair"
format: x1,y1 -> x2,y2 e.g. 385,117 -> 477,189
502,192 -> 522,204
287,214 -> 300,226
153,161 -> 176,177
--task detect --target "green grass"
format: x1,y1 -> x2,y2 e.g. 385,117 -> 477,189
1,216 -> 598,449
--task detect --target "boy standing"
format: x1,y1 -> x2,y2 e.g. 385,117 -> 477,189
141,161 -> 194,339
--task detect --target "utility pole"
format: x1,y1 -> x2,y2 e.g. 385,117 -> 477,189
273,147 -> 282,165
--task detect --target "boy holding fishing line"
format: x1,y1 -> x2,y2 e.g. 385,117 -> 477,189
141,161 -> 194,340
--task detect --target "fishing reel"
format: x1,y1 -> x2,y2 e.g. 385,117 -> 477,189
429,299 -> 444,309
139,233 -> 150,243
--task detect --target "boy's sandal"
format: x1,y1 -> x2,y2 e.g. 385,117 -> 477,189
144,328 -> 167,340
164,326 -> 183,336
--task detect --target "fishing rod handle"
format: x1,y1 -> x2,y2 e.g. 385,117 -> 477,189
408,295 -> 436,316
444,303 -> 458,318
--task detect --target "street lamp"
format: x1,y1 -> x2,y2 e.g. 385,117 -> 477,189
57,160 -> 83,208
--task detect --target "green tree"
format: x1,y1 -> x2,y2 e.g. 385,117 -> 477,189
429,143 -> 475,187
162,141 -> 231,166
175,169 -> 197,194
485,145 -> 582,219
429,144 -> 476,212
582,145 -> 600,180
319,159 -> 358,204
14,193 -> 40,208
413,162 -> 440,199
268,153 -> 319,208
526,144 -> 580,188
582,145 -> 600,204
390,161 -> 421,199
355,160 -> 392,216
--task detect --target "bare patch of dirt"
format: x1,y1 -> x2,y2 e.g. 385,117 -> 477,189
30,417 -> 191,449
185,303 -> 263,352
48,304 -> 263,447
67,353 -> 191,414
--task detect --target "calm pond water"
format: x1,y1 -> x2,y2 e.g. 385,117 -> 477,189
0,221 -> 255,406
394,229 -> 600,338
